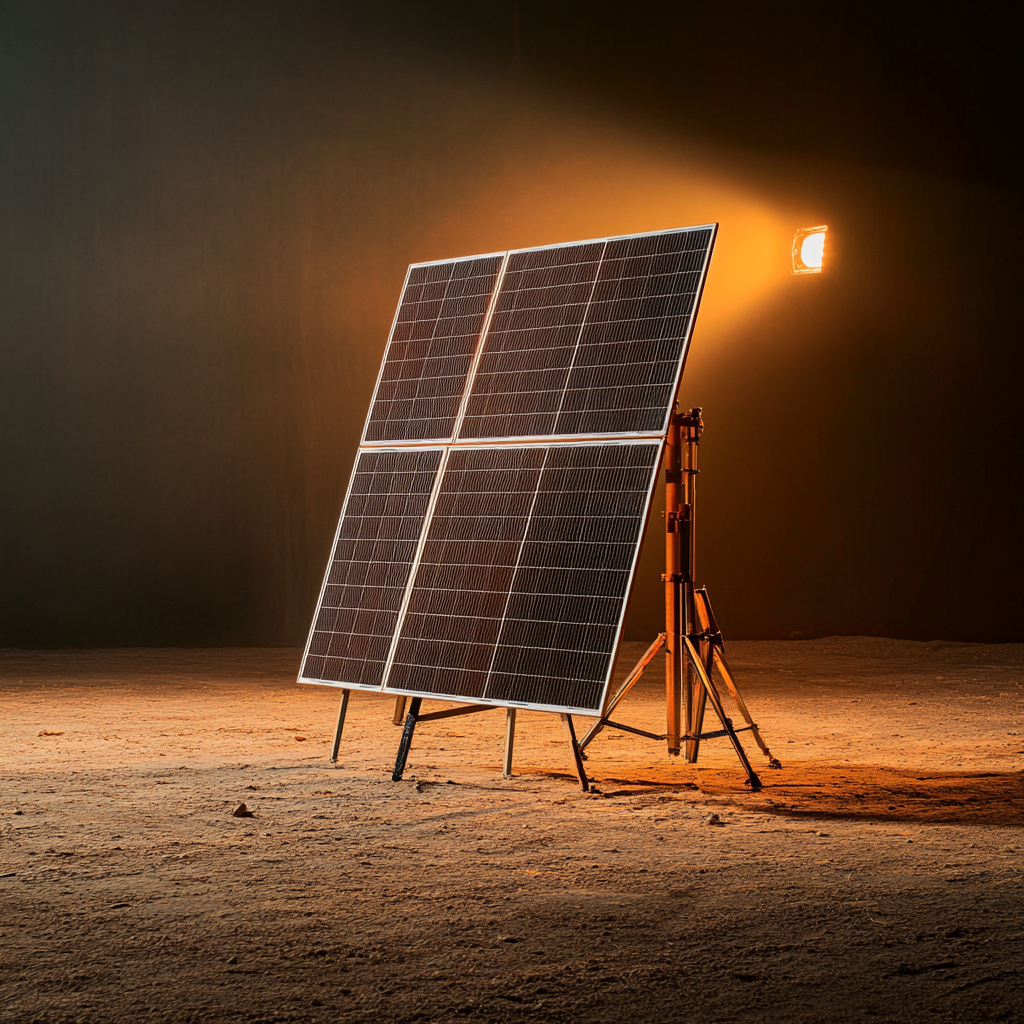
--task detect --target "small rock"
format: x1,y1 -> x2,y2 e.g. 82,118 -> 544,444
704,813 -> 725,826
232,803 -> 255,818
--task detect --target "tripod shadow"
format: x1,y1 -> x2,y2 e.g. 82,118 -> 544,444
597,763 -> 1024,826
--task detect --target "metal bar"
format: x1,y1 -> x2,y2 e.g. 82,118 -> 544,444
392,697 -> 422,782
561,714 -> 590,792
330,689 -> 350,764
607,633 -> 666,716
578,633 -> 666,751
683,726 -> 755,741
689,572 -> 711,764
683,637 -> 761,791
416,704 -> 500,723
392,696 -> 407,726
682,408 -> 702,763
665,412 -> 682,755
503,708 -> 516,778
603,720 -> 668,741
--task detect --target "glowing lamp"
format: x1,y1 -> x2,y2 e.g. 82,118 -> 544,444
792,225 -> 827,274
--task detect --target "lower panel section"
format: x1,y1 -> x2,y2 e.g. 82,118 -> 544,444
384,440 -> 660,714
300,447 -> 441,688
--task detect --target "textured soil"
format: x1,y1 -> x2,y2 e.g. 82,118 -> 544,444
1,638 -> 1022,1024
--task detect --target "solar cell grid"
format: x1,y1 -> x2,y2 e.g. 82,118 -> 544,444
484,443 -> 660,710
382,441 -> 659,712
385,446 -> 547,699
458,242 -> 605,440
554,231 -> 710,435
364,255 -> 502,443
300,448 -> 441,688
459,227 -> 713,441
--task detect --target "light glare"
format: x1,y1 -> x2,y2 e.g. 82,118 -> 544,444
791,224 -> 828,275
800,231 -> 825,269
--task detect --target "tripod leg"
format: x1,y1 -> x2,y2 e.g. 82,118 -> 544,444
330,689 -> 350,765
562,714 -> 590,792
687,672 -> 708,762
683,638 -> 761,790
687,592 -> 715,761
712,648 -> 781,768
684,659 -> 700,761
392,697 -> 422,781
503,708 -> 516,778
579,633 -> 665,752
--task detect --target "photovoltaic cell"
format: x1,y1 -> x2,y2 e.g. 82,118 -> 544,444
363,255 -> 502,442
384,442 -> 659,712
459,227 -> 712,440
300,448 -> 441,688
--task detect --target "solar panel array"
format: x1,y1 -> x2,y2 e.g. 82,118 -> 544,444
300,225 -> 716,714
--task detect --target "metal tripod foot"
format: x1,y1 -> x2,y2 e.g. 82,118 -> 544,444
392,697 -> 422,781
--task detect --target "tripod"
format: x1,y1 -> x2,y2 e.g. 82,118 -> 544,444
579,408 -> 780,789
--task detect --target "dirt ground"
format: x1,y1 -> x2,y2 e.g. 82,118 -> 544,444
2,638 -> 1022,1024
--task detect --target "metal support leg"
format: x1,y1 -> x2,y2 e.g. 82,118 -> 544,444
713,648 -> 782,768
503,708 -> 516,778
392,696 -> 407,725
683,638 -> 761,791
330,690 -> 350,765
561,714 -> 590,792
579,633 -> 666,752
392,697 -> 422,781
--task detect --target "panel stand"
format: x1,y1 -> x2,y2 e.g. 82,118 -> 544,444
579,408 -> 781,790
331,408 -> 774,794
330,689 -> 350,765
387,699 -> 588,791
503,709 -> 516,779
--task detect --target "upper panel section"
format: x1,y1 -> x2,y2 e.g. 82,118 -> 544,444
459,226 -> 715,441
363,255 -> 503,443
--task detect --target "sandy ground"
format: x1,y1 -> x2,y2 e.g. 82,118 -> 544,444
1,638 -> 1022,1024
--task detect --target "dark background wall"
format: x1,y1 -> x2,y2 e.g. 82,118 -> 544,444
2,1 -> 1022,647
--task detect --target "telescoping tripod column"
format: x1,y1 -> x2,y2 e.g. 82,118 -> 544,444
580,407 -> 780,788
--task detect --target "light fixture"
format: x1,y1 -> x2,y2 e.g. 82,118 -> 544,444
792,225 -> 827,275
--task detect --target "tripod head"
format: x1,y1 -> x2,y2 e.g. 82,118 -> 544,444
676,405 -> 704,443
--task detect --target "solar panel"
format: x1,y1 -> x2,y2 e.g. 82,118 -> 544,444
459,228 -> 713,440
300,225 -> 716,715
